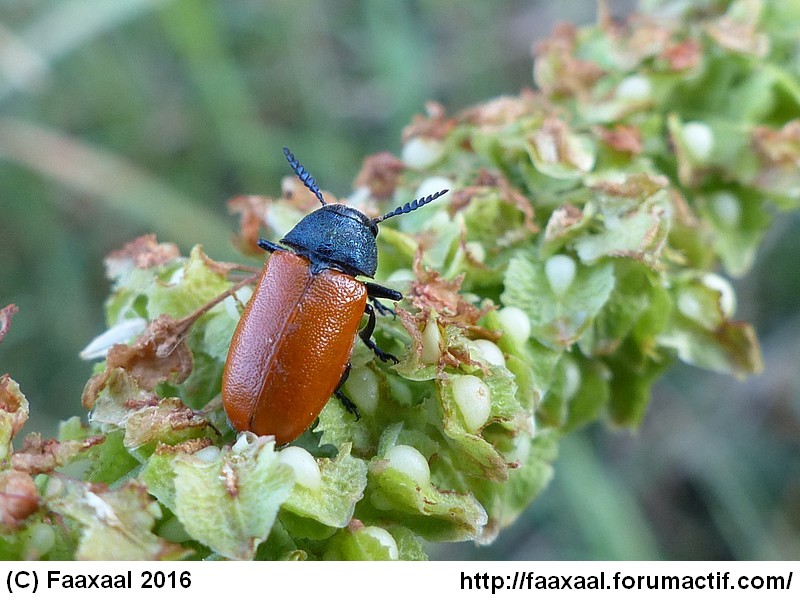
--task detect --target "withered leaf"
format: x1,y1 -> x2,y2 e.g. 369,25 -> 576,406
0,470 -> 39,529
228,195 -> 271,255
124,397 -> 212,450
281,174 -> 339,209
83,314 -> 194,409
353,152 -> 405,200
533,23 -> 605,97
661,39 -> 702,71
11,433 -> 105,475
108,315 -> 194,388
105,234 -> 180,279
0,304 -> 18,345
594,124 -> 644,155
402,101 -> 457,141
0,374 -> 28,439
408,254 -> 489,327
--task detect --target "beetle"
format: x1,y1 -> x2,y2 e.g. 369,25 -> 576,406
222,147 -> 448,444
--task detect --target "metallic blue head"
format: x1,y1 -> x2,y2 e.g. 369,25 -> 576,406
281,204 -> 378,277
279,147 -> 448,278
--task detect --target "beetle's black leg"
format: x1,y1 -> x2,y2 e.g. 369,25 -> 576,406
360,304 -> 399,364
365,282 -> 402,319
334,363 -> 360,420
335,389 -> 360,420
257,239 -> 285,253
371,298 -> 395,318
365,282 -> 402,302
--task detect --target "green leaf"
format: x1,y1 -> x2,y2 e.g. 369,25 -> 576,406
330,525 -> 401,560
0,522 -> 77,561
147,245 -> 230,319
255,520 -> 306,560
388,525 -> 429,560
574,191 -> 670,266
470,429 -> 558,543
658,317 -> 763,379
281,444 -> 368,528
105,266 -> 170,326
502,252 -> 615,350
316,394 -> 375,452
0,375 -> 28,462
484,309 -> 563,411
525,121 -> 596,180
364,440 -> 488,542
606,340 -> 672,427
80,430 -> 141,484
437,371 -> 518,482
44,478 -> 187,560
142,434 -> 294,560
541,354 -> 610,431
579,261 -> 657,356
163,350 -> 224,410
461,189 -> 535,250
697,188 -> 773,276
200,303 -> 239,362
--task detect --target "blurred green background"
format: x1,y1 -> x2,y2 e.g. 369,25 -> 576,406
0,0 -> 798,560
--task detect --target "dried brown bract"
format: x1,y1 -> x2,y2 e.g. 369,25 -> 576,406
153,438 -> 213,456
282,174 -> 338,210
228,195 -> 272,255
402,101 -> 457,142
0,470 -> 39,529
0,304 -> 18,345
544,203 -> 585,243
533,23 -> 605,98
459,91 -> 544,132
105,234 -> 180,278
83,314 -> 194,409
11,433 -> 105,475
594,124 -> 644,155
408,254 -> 491,329
661,39 -> 702,71
0,374 -> 27,439
353,152 -> 405,200
704,2 -> 769,57
752,120 -> 800,166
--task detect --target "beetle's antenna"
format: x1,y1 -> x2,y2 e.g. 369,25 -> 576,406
283,147 -> 326,206
372,189 -> 449,225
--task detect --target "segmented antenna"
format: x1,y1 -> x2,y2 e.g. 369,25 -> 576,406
283,146 -> 326,206
372,188 -> 449,225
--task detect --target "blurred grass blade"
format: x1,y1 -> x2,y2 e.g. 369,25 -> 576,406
556,434 -> 662,560
158,0 -> 277,188
0,23 -> 51,95
0,0 -> 172,102
0,117 -> 234,257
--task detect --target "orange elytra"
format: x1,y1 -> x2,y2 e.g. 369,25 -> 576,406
221,148 -> 447,444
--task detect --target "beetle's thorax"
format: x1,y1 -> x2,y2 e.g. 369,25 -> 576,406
280,204 -> 379,278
